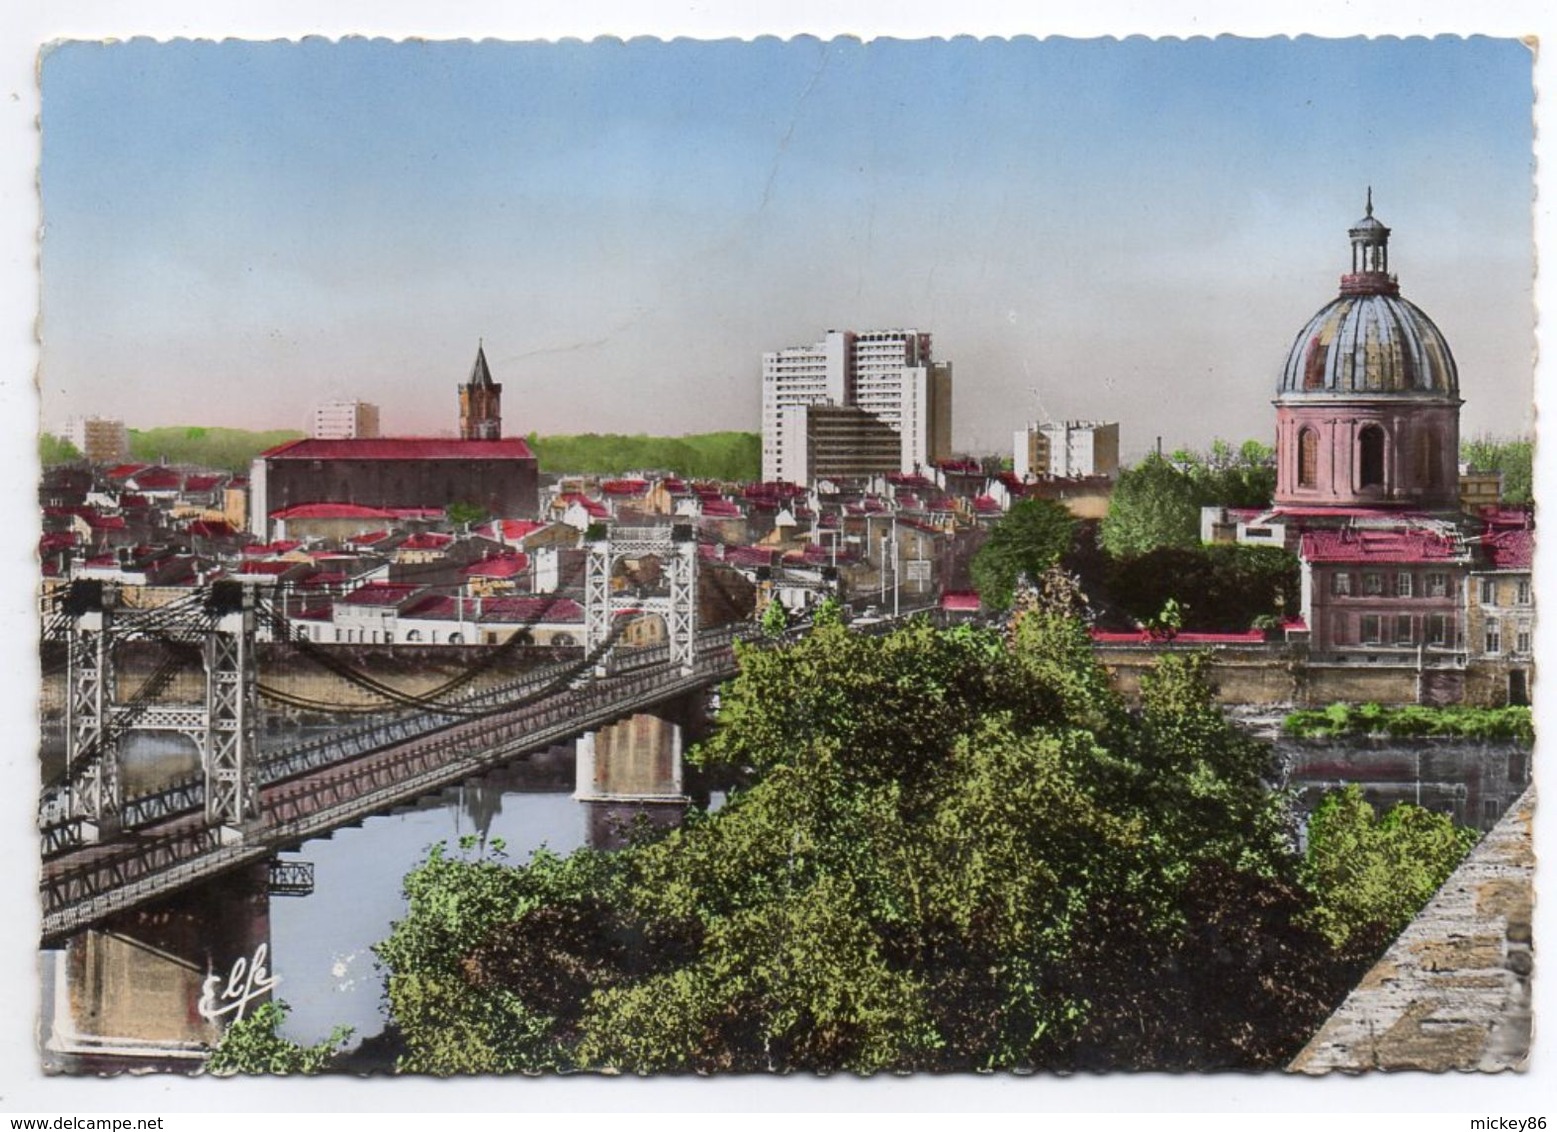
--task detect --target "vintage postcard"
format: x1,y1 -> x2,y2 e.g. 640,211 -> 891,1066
4,4 -> 1551,1116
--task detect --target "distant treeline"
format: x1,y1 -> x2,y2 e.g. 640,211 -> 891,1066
527,431 -> 760,481
128,427 -> 305,472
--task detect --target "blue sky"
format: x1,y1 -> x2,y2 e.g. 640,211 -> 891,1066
38,35 -> 1535,457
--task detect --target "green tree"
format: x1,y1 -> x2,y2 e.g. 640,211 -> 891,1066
38,434 -> 83,465
1461,435 -> 1533,505
445,501 -> 490,529
376,583 -> 1386,1073
760,599 -> 789,637
205,1001 -> 352,1075
1099,453 -> 1202,556
1299,786 -> 1479,952
1106,544 -> 1299,631
970,497 -> 1077,610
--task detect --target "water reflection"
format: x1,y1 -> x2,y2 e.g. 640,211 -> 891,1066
268,745 -> 588,1047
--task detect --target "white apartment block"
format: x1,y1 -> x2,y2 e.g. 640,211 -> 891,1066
63,416 -> 129,464
762,329 -> 952,483
1013,420 -> 1120,479
311,400 -> 382,440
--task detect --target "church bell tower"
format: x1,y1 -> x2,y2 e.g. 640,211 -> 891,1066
459,341 -> 503,440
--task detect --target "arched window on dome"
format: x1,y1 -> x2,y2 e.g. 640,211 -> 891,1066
1358,425 -> 1386,489
1298,427 -> 1319,488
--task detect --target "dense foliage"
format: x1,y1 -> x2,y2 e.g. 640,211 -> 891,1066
38,434 -> 84,466
1461,435 -> 1534,505
1300,786 -> 1480,950
1283,702 -> 1534,743
526,431 -> 759,481
129,426 -> 304,472
373,578 -> 1477,1074
206,1002 -> 352,1075
1100,441 -> 1275,557
1106,544 -> 1299,632
969,497 -> 1077,609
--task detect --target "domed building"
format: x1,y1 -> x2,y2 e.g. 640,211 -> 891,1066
1273,192 -> 1462,513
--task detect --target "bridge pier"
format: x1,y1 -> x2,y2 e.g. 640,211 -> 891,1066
41,862 -> 272,1073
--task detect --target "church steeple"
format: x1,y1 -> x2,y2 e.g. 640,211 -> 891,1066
459,340 -> 503,440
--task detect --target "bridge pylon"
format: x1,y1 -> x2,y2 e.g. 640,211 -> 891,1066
58,579 -> 260,845
63,582 -> 120,842
584,523 -> 699,676
202,582 -> 260,838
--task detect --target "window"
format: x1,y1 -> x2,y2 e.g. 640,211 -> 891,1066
1298,427 -> 1319,487
405,629 -> 422,642
1516,623 -> 1532,654
1480,578 -> 1498,605
1395,572 -> 1413,598
1483,798 -> 1502,828
1331,571 -> 1352,596
1426,572 -> 1449,598
1363,572 -> 1384,596
1358,425 -> 1386,488
1360,614 -> 1382,644
1509,751 -> 1528,785
1427,614 -> 1449,646
1395,615 -> 1413,644
1484,619 -> 1501,655
1516,579 -> 1531,605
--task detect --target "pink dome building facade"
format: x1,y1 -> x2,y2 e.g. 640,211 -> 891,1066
1273,194 -> 1462,513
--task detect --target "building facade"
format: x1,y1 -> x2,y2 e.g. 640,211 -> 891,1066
1013,420 -> 1120,479
63,416 -> 129,464
762,328 -> 952,482
311,400 -> 382,440
250,437 -> 539,538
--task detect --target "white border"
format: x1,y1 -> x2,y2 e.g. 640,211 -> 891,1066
1,1 -> 1549,1116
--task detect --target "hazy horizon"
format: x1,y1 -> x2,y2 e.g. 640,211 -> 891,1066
39,36 -> 1536,462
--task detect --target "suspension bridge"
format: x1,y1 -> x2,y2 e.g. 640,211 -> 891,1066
36,525 -> 771,945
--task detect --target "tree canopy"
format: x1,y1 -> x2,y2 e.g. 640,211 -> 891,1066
1101,441 -> 1277,558
1461,435 -> 1533,505
1099,452 -> 1203,556
38,434 -> 83,466
969,497 -> 1077,610
1105,543 -> 1299,632
525,431 -> 760,481
371,577 -> 1478,1074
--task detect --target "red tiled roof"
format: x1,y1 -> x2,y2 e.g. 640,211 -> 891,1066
973,495 -> 1002,513
347,530 -> 394,546
464,554 -> 528,578
128,468 -> 183,490
1301,527 -> 1463,564
238,560 -> 298,576
39,532 -> 77,552
700,499 -> 743,518
261,437 -> 535,461
941,591 -> 982,612
1482,527 -> 1533,571
272,502 -> 394,521
601,478 -> 650,496
183,475 -> 224,492
1090,629 -> 1267,644
560,493 -> 611,519
398,532 -> 454,551
486,519 -> 548,542
722,546 -> 776,569
342,582 -> 424,606
104,463 -> 148,481
83,513 -> 127,530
